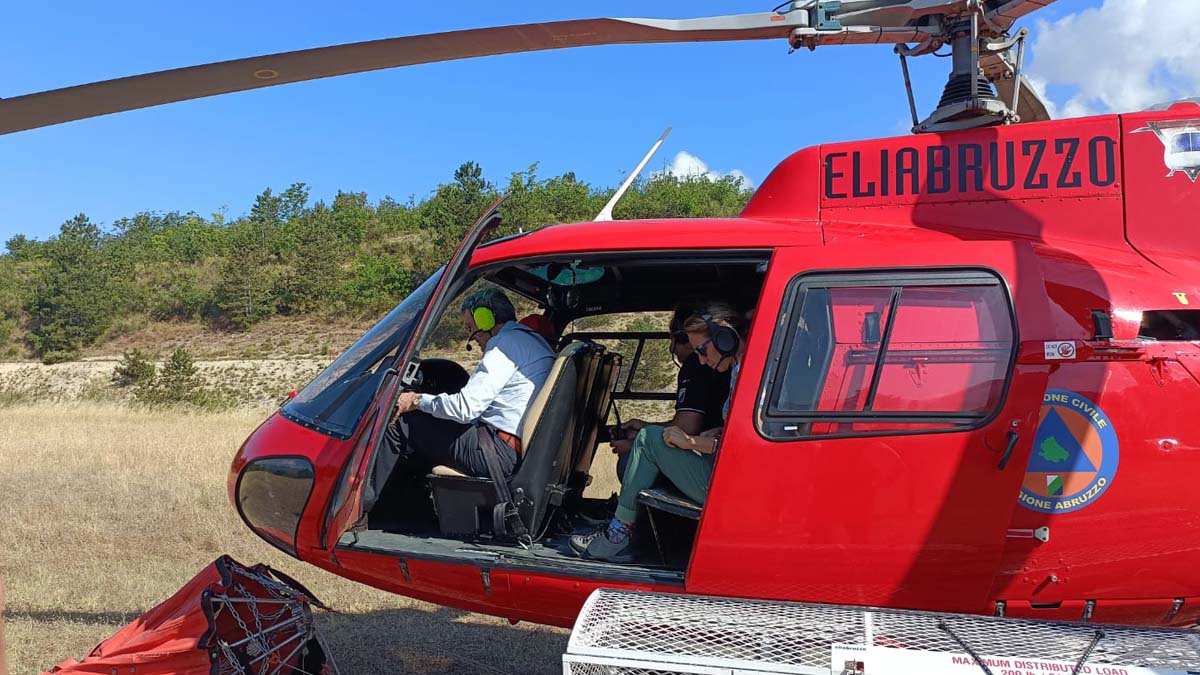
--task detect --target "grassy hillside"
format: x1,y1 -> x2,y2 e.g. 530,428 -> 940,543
1,165 -> 751,363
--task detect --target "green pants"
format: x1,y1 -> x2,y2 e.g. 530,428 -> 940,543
615,425 -> 716,523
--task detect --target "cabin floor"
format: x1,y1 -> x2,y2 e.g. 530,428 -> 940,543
345,496 -> 692,584
338,527 -> 685,585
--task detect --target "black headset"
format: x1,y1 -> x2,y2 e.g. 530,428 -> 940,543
702,313 -> 741,357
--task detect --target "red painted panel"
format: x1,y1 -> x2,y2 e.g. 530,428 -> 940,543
741,146 -> 822,221
687,241 -> 1051,613
1122,102 -> 1200,272
814,119 -> 1125,248
1089,598 -> 1180,627
991,357 -> 1200,606
472,218 -> 820,268
315,550 -> 516,619
505,571 -> 679,627
1004,597 -> 1188,628
306,550 -> 677,628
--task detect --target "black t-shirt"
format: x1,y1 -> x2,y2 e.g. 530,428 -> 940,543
675,352 -> 732,431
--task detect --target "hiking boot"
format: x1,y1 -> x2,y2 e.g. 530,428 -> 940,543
570,520 -> 635,563
568,524 -> 606,554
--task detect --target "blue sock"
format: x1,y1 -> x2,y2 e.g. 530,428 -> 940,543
608,517 -> 630,535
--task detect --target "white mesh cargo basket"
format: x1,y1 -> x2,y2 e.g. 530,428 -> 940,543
563,589 -> 1200,675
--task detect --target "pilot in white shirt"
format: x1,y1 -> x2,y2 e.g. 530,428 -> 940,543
382,288 -> 555,481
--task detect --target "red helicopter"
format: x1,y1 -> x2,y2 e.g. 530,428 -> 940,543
8,0 -> 1200,631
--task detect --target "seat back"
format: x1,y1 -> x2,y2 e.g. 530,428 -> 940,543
509,340 -> 591,531
561,343 -> 604,483
569,350 -> 621,491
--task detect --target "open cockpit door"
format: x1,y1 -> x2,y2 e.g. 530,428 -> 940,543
322,196 -> 508,550
395,195 -> 508,383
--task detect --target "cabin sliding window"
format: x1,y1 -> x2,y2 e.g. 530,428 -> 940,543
758,269 -> 1016,440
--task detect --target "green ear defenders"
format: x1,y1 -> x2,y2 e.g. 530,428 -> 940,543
473,306 -> 496,332
703,313 -> 740,357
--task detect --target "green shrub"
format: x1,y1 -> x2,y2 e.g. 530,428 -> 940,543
40,348 -> 81,365
339,253 -> 414,314
156,347 -> 198,401
137,347 -> 198,405
112,349 -> 156,388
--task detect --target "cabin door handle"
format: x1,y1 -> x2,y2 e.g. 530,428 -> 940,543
997,431 -> 1020,470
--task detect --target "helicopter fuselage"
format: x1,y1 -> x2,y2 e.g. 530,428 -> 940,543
230,102 -> 1200,629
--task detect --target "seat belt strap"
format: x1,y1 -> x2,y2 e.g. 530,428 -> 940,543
476,425 -> 530,542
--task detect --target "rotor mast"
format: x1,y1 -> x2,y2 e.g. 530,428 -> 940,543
782,0 -> 1044,133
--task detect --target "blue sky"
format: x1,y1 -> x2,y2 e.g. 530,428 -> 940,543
0,0 -> 1111,242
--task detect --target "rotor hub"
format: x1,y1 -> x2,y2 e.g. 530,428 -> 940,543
893,7 -> 1030,133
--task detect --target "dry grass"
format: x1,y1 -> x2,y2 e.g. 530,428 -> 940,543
0,403 -> 568,675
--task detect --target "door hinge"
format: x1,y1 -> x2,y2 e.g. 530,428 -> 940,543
399,559 -> 411,584
1165,597 -> 1185,622
481,568 -> 492,595
1150,357 -> 1169,386
1082,599 -> 1096,621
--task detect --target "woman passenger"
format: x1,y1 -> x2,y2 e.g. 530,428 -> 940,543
570,302 -> 746,563
609,299 -> 731,481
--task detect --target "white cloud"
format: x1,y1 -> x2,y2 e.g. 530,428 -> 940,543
1028,0 -> 1200,116
654,150 -> 754,187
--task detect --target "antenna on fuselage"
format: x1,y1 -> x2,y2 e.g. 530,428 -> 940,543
594,127 -> 672,222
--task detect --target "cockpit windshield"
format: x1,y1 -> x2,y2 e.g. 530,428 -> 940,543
282,268 -> 445,439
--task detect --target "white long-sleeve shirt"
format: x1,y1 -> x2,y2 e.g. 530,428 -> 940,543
417,322 -> 556,436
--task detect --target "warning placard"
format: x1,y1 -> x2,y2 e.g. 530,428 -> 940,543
829,646 -> 1188,675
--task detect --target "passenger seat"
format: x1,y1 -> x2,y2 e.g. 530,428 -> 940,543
427,341 -> 596,538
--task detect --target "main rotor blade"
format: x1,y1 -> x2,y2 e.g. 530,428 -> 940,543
980,49 -> 1052,123
0,13 -> 807,136
987,0 -> 1060,28
994,74 -> 1052,123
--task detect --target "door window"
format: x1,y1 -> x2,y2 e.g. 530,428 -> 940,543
282,268 -> 444,439
759,270 -> 1016,439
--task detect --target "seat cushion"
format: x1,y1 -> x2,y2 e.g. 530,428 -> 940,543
637,487 -> 702,520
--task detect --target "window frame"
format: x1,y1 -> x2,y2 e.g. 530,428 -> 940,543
755,267 -> 1019,442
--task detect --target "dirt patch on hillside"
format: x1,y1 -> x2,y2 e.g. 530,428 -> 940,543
0,358 -> 329,408
80,316 -> 375,361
